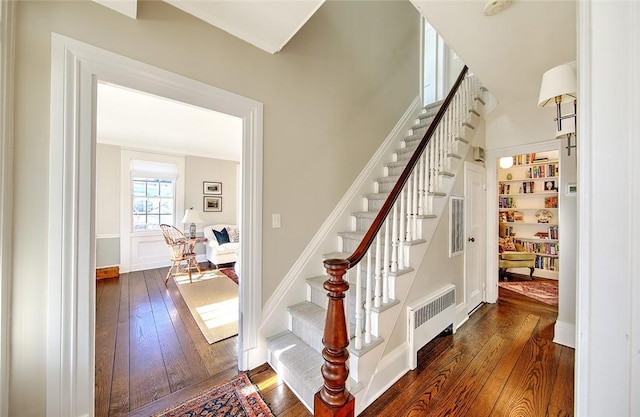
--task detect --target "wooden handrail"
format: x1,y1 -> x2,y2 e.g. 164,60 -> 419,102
314,65 -> 470,417
346,65 -> 469,267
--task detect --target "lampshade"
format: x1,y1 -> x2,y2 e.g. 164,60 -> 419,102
555,116 -> 576,138
499,156 -> 514,169
538,62 -> 577,107
181,207 -> 203,225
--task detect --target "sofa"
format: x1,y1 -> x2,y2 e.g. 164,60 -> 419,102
203,224 -> 239,267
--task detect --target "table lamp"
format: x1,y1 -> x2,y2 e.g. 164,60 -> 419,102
181,207 -> 203,238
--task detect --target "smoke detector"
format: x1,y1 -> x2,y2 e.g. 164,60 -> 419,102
483,0 -> 512,16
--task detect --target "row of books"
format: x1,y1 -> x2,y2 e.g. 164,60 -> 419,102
535,256 -> 559,271
522,181 -> 536,194
499,197 -> 517,208
498,183 -> 512,195
499,210 -> 524,222
511,153 -> 538,165
528,163 -> 559,178
515,239 -> 559,255
547,225 -> 559,239
545,196 -> 558,208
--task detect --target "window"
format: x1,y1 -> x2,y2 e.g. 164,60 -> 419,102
132,178 -> 174,231
449,195 -> 464,257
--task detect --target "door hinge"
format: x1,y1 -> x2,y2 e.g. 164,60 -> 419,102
483,184 -> 487,191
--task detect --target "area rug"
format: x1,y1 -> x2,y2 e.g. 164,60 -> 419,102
174,269 -> 238,344
219,267 -> 239,285
499,279 -> 558,306
151,373 -> 274,417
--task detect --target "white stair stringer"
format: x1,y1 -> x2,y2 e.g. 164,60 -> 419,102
262,92 -> 484,415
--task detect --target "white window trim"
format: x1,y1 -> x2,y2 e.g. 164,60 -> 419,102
120,150 -> 185,270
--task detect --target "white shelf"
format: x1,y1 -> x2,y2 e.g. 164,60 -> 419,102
501,222 -> 558,226
513,237 -> 559,242
501,176 -> 558,183
499,207 -> 558,211
507,159 -> 559,168
499,192 -> 558,197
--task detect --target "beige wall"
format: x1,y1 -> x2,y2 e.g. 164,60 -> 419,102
11,1 -> 419,414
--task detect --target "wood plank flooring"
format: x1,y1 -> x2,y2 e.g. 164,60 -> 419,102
96,269 -> 573,417
95,265 -> 238,417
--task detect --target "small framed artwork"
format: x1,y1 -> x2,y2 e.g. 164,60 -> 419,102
203,181 -> 222,195
203,196 -> 222,212
544,180 -> 556,191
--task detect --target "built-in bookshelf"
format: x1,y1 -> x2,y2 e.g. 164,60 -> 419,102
498,151 -> 560,278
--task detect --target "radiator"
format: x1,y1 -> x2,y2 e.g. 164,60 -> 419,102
407,284 -> 456,370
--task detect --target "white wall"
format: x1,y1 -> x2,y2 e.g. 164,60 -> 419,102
9,1 -> 419,414
576,2 -> 640,415
184,155 -> 238,227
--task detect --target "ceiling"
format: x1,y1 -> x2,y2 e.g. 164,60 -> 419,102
96,82 -> 243,161
411,0 -> 576,106
94,0 -> 576,159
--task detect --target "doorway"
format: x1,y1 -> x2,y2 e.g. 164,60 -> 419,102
47,34 -> 263,417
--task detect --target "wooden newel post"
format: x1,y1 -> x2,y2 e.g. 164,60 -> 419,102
314,258 -> 355,417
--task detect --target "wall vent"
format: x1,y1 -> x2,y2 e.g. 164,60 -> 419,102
407,284 -> 456,369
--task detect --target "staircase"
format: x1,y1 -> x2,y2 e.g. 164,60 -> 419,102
265,68 -> 484,414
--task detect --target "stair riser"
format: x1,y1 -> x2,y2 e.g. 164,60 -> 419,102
290,312 -> 325,355
309,283 -> 329,310
366,198 -> 384,212
341,236 -> 362,254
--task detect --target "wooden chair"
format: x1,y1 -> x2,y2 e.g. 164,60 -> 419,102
160,224 -> 202,285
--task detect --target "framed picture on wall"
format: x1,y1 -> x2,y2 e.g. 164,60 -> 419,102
203,181 -> 222,195
203,196 -> 222,212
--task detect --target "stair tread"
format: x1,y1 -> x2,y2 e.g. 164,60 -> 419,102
365,192 -> 390,200
376,175 -> 401,184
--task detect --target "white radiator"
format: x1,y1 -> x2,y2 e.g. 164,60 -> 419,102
407,284 -> 456,370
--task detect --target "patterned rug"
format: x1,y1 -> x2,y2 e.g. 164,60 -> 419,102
220,267 -> 239,285
498,279 -> 558,306
151,373 -> 274,417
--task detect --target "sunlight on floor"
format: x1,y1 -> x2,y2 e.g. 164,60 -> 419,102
196,298 -> 238,329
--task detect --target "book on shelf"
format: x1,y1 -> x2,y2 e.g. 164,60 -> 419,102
499,183 -> 511,194
534,231 -> 549,239
548,225 -> 559,239
545,196 -> 558,208
522,181 -> 535,194
499,196 -> 516,208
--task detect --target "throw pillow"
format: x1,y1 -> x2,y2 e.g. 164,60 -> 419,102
498,236 -> 516,253
227,227 -> 239,243
213,227 -> 230,245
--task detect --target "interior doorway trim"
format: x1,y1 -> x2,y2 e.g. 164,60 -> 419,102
48,33 -> 263,417
484,139 -> 559,303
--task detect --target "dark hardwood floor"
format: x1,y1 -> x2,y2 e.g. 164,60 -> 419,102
95,265 -> 239,417
96,268 -> 573,417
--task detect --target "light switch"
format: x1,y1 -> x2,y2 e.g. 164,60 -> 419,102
272,213 -> 281,228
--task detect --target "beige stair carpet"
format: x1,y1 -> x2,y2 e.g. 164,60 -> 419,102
174,270 -> 238,344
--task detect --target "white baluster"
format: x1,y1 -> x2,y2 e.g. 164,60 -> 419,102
412,171 -> 418,240
383,216 -> 390,304
418,150 -> 425,216
399,188 -> 406,269
365,250 -> 372,344
405,174 -> 413,241
391,201 -> 398,272
374,233 -> 382,308
354,264 -> 362,350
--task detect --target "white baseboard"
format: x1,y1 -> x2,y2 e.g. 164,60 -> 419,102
359,343 -> 409,414
553,320 -> 575,348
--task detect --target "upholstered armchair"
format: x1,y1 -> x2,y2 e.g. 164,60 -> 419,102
498,234 -> 536,281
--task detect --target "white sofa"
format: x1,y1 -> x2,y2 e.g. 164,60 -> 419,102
203,224 -> 239,267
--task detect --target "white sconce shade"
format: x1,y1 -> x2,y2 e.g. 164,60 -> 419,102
555,116 -> 576,138
499,156 -> 514,169
538,62 -> 577,107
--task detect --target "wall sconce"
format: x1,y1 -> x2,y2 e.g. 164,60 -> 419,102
181,207 -> 203,238
538,62 -> 577,155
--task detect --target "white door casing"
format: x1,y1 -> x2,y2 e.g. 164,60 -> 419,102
48,33 -> 263,417
464,161 -> 486,314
